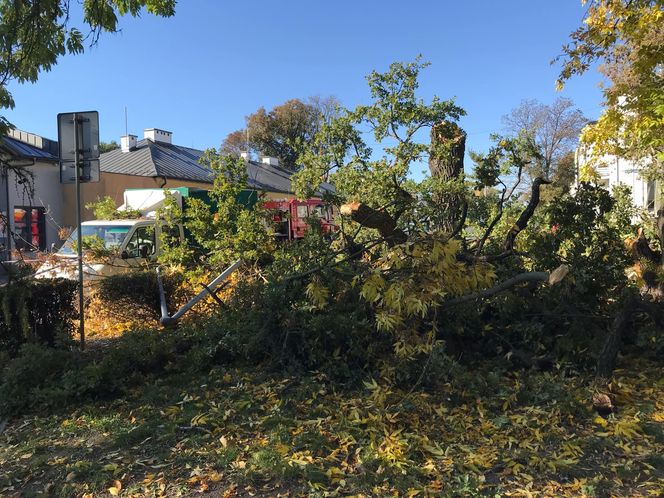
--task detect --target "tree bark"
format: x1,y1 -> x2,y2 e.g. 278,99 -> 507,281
503,177 -> 551,252
428,121 -> 466,233
596,295 -> 638,379
339,202 -> 408,246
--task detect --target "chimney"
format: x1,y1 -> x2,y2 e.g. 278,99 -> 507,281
121,134 -> 137,153
261,156 -> 279,167
144,128 -> 172,144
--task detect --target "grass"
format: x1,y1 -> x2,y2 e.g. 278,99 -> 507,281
0,349 -> 663,497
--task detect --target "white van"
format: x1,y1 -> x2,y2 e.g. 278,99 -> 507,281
34,219 -> 183,281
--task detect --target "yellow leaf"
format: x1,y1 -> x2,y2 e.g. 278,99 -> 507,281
108,487 -> 120,496
594,416 -> 608,428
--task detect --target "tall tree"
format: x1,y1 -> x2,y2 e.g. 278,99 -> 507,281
428,121 -> 467,233
555,0 -> 663,180
0,0 -> 176,135
501,98 -> 587,185
222,96 -> 340,170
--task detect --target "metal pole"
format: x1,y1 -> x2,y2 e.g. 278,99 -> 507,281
4,167 -> 10,261
74,113 -> 85,350
157,260 -> 242,326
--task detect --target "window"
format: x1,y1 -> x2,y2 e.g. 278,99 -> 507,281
58,225 -> 131,255
296,205 -> 309,219
14,207 -> 45,251
125,226 -> 155,258
311,205 -> 327,218
646,181 -> 656,213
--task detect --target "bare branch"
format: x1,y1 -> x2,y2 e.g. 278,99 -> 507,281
503,176 -> 551,252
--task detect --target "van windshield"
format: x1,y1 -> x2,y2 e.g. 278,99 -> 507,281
58,225 -> 132,255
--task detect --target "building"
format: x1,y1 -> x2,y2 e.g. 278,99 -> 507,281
576,147 -> 662,215
66,127 -> 330,225
0,129 -> 63,259
0,126 -> 334,259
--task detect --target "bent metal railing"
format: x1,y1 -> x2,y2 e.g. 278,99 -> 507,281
156,259 -> 242,327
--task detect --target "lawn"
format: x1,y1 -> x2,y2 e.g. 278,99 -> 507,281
1,343 -> 662,497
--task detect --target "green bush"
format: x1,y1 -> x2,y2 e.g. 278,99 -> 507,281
0,279 -> 77,357
218,276 -> 384,379
0,323 -> 238,417
0,344 -> 83,414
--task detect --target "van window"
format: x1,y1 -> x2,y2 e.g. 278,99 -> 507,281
125,226 -> 155,258
311,205 -> 327,218
59,225 -> 131,255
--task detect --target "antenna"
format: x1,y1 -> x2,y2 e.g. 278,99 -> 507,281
124,106 -> 128,136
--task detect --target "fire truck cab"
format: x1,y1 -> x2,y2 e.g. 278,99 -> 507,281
264,199 -> 337,240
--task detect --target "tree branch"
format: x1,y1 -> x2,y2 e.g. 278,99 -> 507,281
503,176 -> 551,252
439,264 -> 568,310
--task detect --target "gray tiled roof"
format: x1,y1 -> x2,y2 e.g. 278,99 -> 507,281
100,139 -> 334,195
101,139 -> 212,182
0,136 -> 59,162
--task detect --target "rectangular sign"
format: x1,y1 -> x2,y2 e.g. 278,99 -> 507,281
60,159 -> 101,184
58,111 -> 100,184
58,111 -> 100,162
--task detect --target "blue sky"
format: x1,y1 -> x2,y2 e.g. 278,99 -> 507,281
6,1 -> 603,167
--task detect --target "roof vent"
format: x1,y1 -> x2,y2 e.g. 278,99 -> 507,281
261,156 -> 279,167
121,134 -> 137,153
144,128 -> 172,144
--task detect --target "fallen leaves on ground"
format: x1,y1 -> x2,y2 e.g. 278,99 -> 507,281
0,358 -> 662,497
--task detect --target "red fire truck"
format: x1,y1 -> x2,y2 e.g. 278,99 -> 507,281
263,199 -> 337,240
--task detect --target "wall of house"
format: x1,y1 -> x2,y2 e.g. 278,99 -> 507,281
0,161 -> 64,258
577,150 -> 661,214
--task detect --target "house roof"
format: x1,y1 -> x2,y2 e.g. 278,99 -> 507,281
101,139 -> 212,183
101,139 -> 334,195
0,136 -> 59,162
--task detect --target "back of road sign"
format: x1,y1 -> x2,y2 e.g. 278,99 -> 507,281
58,111 -> 101,184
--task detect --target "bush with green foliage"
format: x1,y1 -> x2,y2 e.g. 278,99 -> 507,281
0,323 -> 237,416
85,195 -> 142,220
0,279 -> 77,357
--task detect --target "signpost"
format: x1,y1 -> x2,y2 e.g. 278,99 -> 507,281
58,112 -> 100,350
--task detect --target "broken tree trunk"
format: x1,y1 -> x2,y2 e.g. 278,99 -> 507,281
339,202 -> 408,246
596,295 -> 639,379
428,121 -> 466,234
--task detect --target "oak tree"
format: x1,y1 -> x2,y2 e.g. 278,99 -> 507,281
222,96 -> 339,170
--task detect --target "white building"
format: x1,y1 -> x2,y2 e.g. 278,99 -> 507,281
0,129 -> 64,260
576,147 -> 661,215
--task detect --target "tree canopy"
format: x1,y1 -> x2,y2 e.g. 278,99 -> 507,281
0,0 -> 176,135
501,98 -> 587,182
222,97 -> 339,170
556,0 -> 663,179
